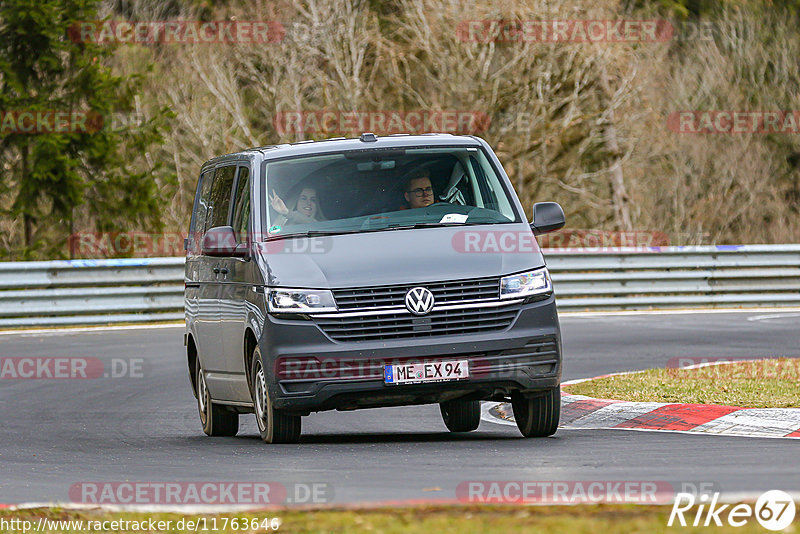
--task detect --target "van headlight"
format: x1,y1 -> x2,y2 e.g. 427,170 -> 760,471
500,268 -> 552,300
267,289 -> 338,313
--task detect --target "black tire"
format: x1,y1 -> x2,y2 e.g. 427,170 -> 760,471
511,386 -> 560,438
439,399 -> 481,432
196,361 -> 239,437
250,347 -> 301,444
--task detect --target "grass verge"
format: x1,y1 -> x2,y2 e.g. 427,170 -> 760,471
564,358 -> 800,408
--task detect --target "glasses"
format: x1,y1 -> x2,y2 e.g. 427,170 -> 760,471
407,186 -> 433,197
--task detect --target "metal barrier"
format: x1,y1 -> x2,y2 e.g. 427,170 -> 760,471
0,258 -> 185,328
0,245 -> 798,327
547,244 -> 800,311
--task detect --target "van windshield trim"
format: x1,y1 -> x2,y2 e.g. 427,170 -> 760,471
259,145 -> 523,238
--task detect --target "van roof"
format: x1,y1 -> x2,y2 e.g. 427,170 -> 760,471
202,133 -> 485,167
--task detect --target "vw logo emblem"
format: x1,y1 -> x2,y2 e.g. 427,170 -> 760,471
405,287 -> 435,315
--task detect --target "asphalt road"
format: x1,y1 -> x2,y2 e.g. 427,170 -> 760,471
1,310 -> 798,505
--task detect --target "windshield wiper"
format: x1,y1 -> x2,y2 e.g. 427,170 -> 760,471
262,229 -> 362,240
382,222 -> 484,230
389,222 -> 457,229
262,221 -> 497,240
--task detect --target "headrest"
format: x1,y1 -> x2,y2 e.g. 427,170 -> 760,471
440,162 -> 467,205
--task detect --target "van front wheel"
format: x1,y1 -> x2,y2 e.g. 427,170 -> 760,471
511,387 -> 560,438
251,347 -> 301,444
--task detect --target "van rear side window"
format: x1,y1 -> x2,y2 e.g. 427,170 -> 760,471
188,169 -> 215,253
208,165 -> 236,229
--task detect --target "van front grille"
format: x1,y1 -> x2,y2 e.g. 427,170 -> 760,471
312,301 -> 521,342
332,277 -> 500,311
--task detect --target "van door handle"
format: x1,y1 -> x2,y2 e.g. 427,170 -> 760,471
212,267 -> 220,274
220,268 -> 229,275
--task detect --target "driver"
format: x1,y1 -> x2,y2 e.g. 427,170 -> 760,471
404,170 -> 435,209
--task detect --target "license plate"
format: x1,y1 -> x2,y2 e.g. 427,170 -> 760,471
384,360 -> 469,385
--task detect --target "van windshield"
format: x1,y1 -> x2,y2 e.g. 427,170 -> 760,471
261,147 -> 520,238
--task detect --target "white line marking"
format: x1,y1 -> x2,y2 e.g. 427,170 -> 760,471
0,323 -> 183,336
747,312 -> 800,322
560,307 -> 800,319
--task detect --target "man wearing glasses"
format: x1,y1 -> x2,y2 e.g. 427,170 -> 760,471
404,170 -> 436,209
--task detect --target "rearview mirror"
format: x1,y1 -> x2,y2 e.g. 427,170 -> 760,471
201,226 -> 249,258
530,202 -> 566,235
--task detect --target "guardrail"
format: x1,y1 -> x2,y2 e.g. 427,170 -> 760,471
0,258 -> 185,328
547,244 -> 800,311
0,245 -> 798,327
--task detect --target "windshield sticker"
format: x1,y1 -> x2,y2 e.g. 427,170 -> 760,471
269,225 -> 282,234
439,213 -> 469,224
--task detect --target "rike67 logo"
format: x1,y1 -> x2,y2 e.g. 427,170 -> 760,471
669,490 -> 796,530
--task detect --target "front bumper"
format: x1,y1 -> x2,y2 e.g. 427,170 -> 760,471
259,296 -> 561,413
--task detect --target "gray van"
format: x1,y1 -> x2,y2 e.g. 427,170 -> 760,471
184,133 -> 565,443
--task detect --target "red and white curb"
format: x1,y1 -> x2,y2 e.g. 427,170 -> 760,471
561,394 -> 800,438
486,367 -> 800,439
488,394 -> 800,439
0,503 -> 282,513
0,500 -> 467,513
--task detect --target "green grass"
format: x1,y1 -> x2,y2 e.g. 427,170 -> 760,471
565,358 -> 800,408
0,505 -> 776,533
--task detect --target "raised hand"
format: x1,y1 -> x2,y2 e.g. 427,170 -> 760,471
270,189 -> 289,216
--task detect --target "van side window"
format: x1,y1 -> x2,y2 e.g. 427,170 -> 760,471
189,169 -> 215,253
208,165 -> 237,229
231,167 -> 251,242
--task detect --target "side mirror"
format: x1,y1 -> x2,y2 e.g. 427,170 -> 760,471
531,202 -> 566,235
201,226 -> 249,258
